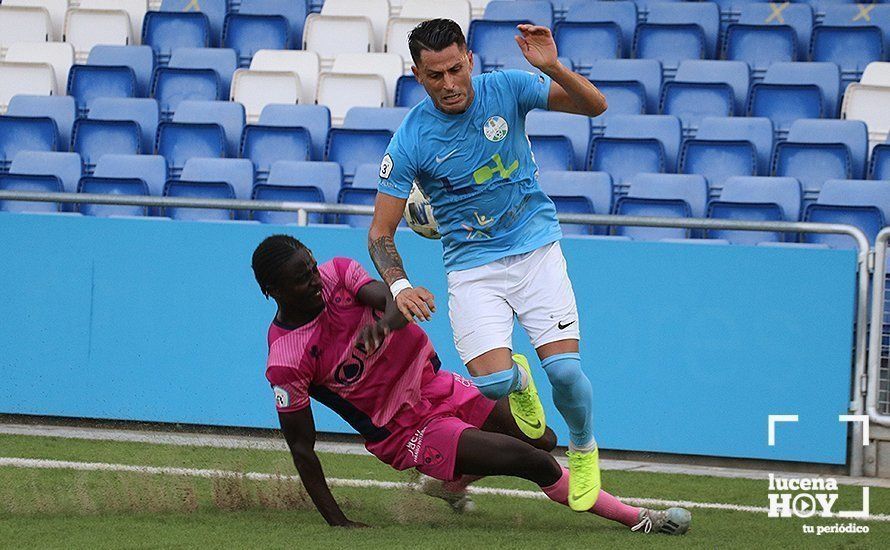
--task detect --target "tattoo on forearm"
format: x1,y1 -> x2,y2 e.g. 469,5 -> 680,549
369,235 -> 407,286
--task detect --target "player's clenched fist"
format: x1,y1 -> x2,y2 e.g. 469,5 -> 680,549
394,286 -> 436,322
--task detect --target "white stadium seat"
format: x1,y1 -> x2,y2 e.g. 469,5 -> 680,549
469,0 -> 493,19
399,0 -> 472,35
861,62 -> 890,88
317,72 -> 387,126
250,50 -> 320,106
0,6 -> 51,56
842,85 -> 890,145
321,0 -> 390,52
5,42 -> 74,96
78,0 -> 147,46
64,9 -> 132,63
0,62 -> 55,112
332,53 -> 404,107
3,0 -> 68,41
385,17 -> 426,71
303,14 -> 374,71
231,69 -> 301,124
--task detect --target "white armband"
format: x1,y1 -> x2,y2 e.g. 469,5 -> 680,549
389,278 -> 413,298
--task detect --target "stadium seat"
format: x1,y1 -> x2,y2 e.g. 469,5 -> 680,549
694,116 -> 774,177
0,63 -> 54,112
738,2 -> 813,57
239,0 -> 308,48
529,135 -> 574,171
564,1 -> 637,56
169,48 -> 238,100
71,119 -> 141,172
343,107 -> 409,133
0,115 -> 58,171
468,20 -> 528,72
553,22 -> 622,73
587,59 -> 662,115
749,62 -> 841,136
385,17 -> 428,72
180,157 -> 255,203
252,184 -> 326,224
538,170 -> 613,235
259,104 -> 332,162
331,53 -> 404,107
395,75 -> 426,108
302,15 -> 374,72
719,175 -> 802,223
614,200 -> 690,239
673,60 -> 750,119
268,160 -> 343,204
789,119 -> 869,180
723,24 -> 797,80
337,186 -> 377,227
860,61 -> 890,88
526,110 -> 591,172
67,65 -> 137,116
160,0 -> 227,47
155,121 -> 226,178
811,26 -> 883,89
6,95 -> 75,150
249,50 -> 320,105
589,81 -> 646,127
773,139 -> 851,200
88,97 -> 159,155
484,0 -> 553,28
321,0 -> 390,51
842,84 -> 890,146
3,0 -> 67,41
706,201 -> 784,245
871,142 -> 890,181
614,173 -> 708,240
588,137 -> 665,191
399,0 -> 472,35
163,179 -> 235,221
94,154 -> 167,197
818,179 -> 890,227
240,125 -> 311,181
316,73 -> 387,126
77,176 -> 149,218
804,187 -> 885,248
0,173 -> 62,213
0,6 -> 51,56
87,45 -> 155,98
591,114 -> 682,173
552,195 -> 595,235
469,0 -> 494,18
63,9 -> 131,63
151,67 -> 222,118
78,0 -> 146,46
10,151 -> 81,194
230,69 -> 300,124
4,42 -> 73,96
679,138 -> 757,193
172,100 -> 245,158
351,163 -> 382,189
142,11 -> 211,65
646,2 -> 721,59
326,128 -> 391,183
822,5 -> 890,54
223,13 -> 289,68
660,82 -> 733,134
633,23 -> 705,79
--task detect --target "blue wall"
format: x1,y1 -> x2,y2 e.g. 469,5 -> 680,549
0,213 -> 857,464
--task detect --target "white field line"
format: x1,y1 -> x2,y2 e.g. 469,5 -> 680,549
1,457 -> 888,522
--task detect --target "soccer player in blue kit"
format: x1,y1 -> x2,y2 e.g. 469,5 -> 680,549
367,19 -> 608,511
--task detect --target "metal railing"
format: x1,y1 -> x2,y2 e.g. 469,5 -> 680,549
867,228 -> 890,429
0,190 -> 874,476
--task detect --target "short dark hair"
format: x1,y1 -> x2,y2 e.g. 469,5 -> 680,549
251,234 -> 309,298
408,18 -> 466,66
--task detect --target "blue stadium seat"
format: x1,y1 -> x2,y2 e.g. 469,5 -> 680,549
351,163 -> 381,190
804,203 -> 883,248
723,24 -> 797,80
811,26 -> 884,88
343,107 -> 410,133
739,2 -> 813,57
660,81 -> 734,133
155,121 -> 226,178
77,176 -> 149,218
695,116 -> 775,176
6,96 -> 76,153
395,75 -> 427,108
526,110 -> 591,171
786,119 -> 869,180
553,22 -> 621,72
160,0 -> 227,47
801,0 -> 865,20
259,104 -> 331,162
0,116 -> 58,171
142,11 -> 211,65
587,59 -> 663,115
538,170 -> 613,235
163,179 -> 235,221
552,195 -> 595,235
468,20 -> 528,72
749,62 -> 841,136
10,151 -> 82,195
173,100 -> 245,158
88,97 -> 159,156
871,143 -> 890,181
337,187 -> 376,228
326,128 -> 392,184
222,13 -> 289,67
151,67 -> 223,118
822,5 -> 890,56
588,137 -> 665,190
0,174 -> 63,213
818,178 -> 890,223
719,176 -> 802,222
614,173 -> 708,239
94,154 -> 168,197
588,81 -> 646,125
565,1 -> 637,56
241,125 -> 311,182
597,114 -> 682,171
614,198 -> 691,240
706,201 -> 783,244
633,23 -> 705,79
239,0 -> 308,48
87,45 -> 156,98
267,160 -> 342,204
773,136 -> 851,200
674,60 -> 750,118
484,0 -> 553,28
169,48 -> 238,99
252,184 -> 325,225
646,2 -> 721,59
67,65 -> 138,115
679,139 -> 757,192
529,135 -> 574,171
180,158 -> 255,202
71,119 -> 141,173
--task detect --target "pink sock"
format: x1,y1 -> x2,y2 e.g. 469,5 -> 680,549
443,474 -> 484,493
541,467 -> 640,527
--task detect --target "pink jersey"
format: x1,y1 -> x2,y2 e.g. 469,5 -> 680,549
265,257 -> 440,441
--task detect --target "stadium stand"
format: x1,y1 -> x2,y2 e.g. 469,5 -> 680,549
529,135 -> 574,171
71,119 -> 141,172
749,62 -> 841,137
564,1 -> 637,57
325,128 -> 392,183
0,63 -> 55,112
0,115 -> 58,171
614,173 -> 708,240
2,0 -> 67,41
633,23 -> 705,80
679,138 -> 757,194
804,179 -> 890,248
78,0 -> 147,47
538,170 -> 613,235
811,25 -> 883,89
468,19 -> 528,72
331,53 -> 403,107
241,124 -> 312,181
6,95 -> 75,148
249,49 -> 320,105
267,160 -> 343,204
239,0 -> 308,49
252,183 -> 326,224
258,104 -> 331,162
553,21 -> 622,72
159,0 -> 227,47
723,23 -> 797,81
151,67 -> 223,118
673,60 -> 750,119
0,5 -> 51,57
706,176 -> 802,244
169,48 -> 239,100
88,97 -> 159,155
646,2 -> 720,59
142,11 -> 211,65
94,154 -> 168,198
526,110 -> 591,171
693,116 -> 774,177
9,150 -> 82,194
230,69 -> 300,123
0,173 -> 62,212
302,14 -> 374,71
222,13 -> 290,67
77,176 -> 149,217
87,45 -> 156,98
587,59 -> 662,116
155,121 -> 226,178
317,72 -> 387,126
321,0 -> 390,51
67,65 -> 138,116
180,157 -> 255,202
172,100 -> 245,158
64,8 -> 132,63
5,42 -> 74,96
163,179 -> 235,221
822,5 -> 890,57
737,2 -> 813,58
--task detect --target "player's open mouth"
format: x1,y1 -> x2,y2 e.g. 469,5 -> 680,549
442,93 -> 462,105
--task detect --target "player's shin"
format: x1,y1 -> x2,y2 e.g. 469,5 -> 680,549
541,467 -> 640,527
540,353 -> 594,449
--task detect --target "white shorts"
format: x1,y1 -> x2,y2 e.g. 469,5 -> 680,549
447,241 -> 580,365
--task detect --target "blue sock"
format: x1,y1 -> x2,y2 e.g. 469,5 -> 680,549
541,352 -> 595,449
472,364 -> 522,400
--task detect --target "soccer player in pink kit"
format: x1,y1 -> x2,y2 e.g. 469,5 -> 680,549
252,234 -> 690,534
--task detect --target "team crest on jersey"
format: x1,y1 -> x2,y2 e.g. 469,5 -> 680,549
483,116 -> 509,142
273,386 -> 289,408
334,354 -> 365,386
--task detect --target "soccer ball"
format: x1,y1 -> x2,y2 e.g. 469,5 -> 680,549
404,183 -> 440,239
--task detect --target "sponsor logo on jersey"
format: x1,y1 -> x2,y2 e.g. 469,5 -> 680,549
473,154 -> 519,185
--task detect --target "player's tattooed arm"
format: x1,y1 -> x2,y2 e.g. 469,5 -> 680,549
368,235 -> 407,286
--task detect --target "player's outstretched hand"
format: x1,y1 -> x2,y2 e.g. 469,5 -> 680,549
514,24 -> 559,72
395,286 -> 436,323
355,320 -> 389,355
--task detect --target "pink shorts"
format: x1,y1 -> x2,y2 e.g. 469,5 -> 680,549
365,370 -> 496,481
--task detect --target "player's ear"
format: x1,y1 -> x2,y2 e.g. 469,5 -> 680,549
411,64 -> 420,82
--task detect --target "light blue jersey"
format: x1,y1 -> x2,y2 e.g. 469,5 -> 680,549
378,70 -> 562,272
